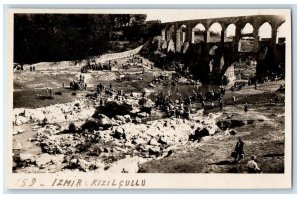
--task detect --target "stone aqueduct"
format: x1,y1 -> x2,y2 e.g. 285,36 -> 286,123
160,14 -> 286,54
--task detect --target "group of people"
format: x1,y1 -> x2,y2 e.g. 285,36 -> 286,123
70,80 -> 87,90
81,60 -> 113,73
69,74 -> 87,90
155,95 -> 191,119
122,55 -> 144,69
96,83 -> 115,97
46,87 -> 53,97
29,65 -> 36,71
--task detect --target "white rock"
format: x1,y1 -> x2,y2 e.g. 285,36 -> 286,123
19,153 -> 34,162
13,139 -> 22,150
124,115 -> 132,122
149,138 -> 159,146
35,153 -> 52,167
135,117 -> 142,123
17,127 -> 25,134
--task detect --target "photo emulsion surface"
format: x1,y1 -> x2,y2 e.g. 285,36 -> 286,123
8,9 -> 292,189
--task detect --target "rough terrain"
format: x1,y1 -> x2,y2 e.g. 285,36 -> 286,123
13,47 -> 285,174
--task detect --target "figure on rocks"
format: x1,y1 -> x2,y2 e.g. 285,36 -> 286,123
219,99 -> 223,111
49,88 -> 53,97
247,155 -> 261,173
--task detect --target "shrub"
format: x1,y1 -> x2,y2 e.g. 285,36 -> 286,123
81,120 -> 99,132
93,101 -> 132,118
55,92 -> 62,95
69,123 -> 76,133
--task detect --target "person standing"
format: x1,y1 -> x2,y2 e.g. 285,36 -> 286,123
232,95 -> 236,105
233,138 -> 245,163
49,88 -> 52,97
201,100 -> 205,109
219,100 -> 223,111
244,103 -> 248,113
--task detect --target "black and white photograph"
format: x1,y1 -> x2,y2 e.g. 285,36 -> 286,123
7,8 -> 292,189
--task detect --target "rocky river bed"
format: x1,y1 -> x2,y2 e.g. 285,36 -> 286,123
12,91 -> 226,173
12,51 -> 285,174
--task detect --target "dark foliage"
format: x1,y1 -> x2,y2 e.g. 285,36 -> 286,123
93,101 -> 132,118
81,120 -> 99,132
68,123 -> 76,133
14,14 -> 146,64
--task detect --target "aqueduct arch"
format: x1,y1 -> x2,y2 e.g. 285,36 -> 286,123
207,22 -> 223,43
191,23 -> 206,44
160,15 -> 286,53
224,24 -> 236,42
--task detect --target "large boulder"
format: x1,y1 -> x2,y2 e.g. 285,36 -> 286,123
132,137 -> 147,145
149,138 -> 159,146
115,115 -> 125,123
35,153 -> 52,167
19,153 -> 34,162
77,159 -> 91,171
137,112 -> 148,118
143,99 -> 154,108
81,119 -> 99,132
124,115 -> 132,123
188,128 -> 210,142
98,114 -> 114,129
133,117 -> 142,124
64,157 -> 92,172
13,127 -> 25,135
13,139 -> 22,150
148,146 -> 162,157
112,127 -> 126,140
93,101 -> 133,118
217,119 -> 246,130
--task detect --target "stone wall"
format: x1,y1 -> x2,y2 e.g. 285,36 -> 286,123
94,45 -> 144,64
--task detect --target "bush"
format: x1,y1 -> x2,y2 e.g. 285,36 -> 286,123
81,120 -> 99,132
69,123 -> 76,133
93,101 -> 132,118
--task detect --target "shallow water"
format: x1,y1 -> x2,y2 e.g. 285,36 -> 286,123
148,84 -> 219,102
13,124 -> 42,156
